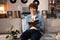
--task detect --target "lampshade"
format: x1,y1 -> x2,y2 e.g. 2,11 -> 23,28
33,0 -> 40,6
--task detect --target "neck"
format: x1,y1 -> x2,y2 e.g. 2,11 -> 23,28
31,14 -> 36,16
31,13 -> 37,16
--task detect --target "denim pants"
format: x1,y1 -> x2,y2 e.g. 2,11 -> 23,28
20,29 -> 42,40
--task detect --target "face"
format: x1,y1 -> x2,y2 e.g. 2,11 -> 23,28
29,7 -> 37,15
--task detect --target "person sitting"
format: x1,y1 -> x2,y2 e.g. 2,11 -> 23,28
20,3 -> 45,40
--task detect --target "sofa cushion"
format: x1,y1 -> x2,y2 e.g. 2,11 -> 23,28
0,18 -> 22,34
46,19 -> 60,33
40,33 -> 56,40
0,23 -> 11,34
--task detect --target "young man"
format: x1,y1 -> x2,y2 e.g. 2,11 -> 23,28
20,3 -> 45,40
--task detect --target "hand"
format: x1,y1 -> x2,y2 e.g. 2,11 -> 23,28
32,24 -> 40,29
29,19 -> 35,22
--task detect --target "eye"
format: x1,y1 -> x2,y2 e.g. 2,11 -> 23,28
21,0 -> 28,4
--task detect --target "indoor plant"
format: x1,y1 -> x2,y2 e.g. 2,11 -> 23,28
6,25 -> 20,40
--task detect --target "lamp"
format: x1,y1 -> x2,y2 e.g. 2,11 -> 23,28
33,0 -> 40,6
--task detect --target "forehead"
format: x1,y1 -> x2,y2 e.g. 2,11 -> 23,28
29,7 -> 36,9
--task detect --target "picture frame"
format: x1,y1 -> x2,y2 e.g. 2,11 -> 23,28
42,10 -> 47,16
7,11 -> 12,16
7,11 -> 12,18
42,10 -> 48,18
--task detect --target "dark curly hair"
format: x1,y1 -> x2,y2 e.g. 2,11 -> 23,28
29,3 -> 38,10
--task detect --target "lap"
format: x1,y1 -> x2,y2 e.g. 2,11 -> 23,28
31,30 -> 42,40
20,29 -> 42,40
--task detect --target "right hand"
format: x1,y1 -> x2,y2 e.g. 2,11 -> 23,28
29,19 -> 35,22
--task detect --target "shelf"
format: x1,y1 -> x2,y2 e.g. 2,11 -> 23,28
56,2 -> 60,5
0,14 -> 7,18
0,0 -> 7,4
49,0 -> 60,11
56,1 -> 60,10
56,8 -> 60,10
48,0 -> 60,18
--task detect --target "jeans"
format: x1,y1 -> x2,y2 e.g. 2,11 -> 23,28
20,29 -> 42,40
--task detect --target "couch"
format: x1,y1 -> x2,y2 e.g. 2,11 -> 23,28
0,18 -> 60,40
40,19 -> 60,40
22,19 -> 60,40
0,18 -> 22,40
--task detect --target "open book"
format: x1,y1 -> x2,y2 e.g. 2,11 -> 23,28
28,19 -> 39,29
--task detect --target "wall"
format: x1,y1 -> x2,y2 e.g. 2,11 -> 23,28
38,0 -> 48,15
7,0 -> 20,11
7,0 -> 48,14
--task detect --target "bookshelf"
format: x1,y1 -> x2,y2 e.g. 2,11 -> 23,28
56,0 -> 60,11
0,0 -> 7,4
49,0 -> 60,18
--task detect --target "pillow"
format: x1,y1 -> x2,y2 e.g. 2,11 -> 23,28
46,19 -> 60,33
0,18 -> 21,34
0,22 -> 12,34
